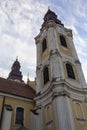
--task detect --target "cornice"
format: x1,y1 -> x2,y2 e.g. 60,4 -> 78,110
75,59 -> 81,65
0,92 -> 34,103
41,20 -> 57,30
35,34 -> 41,44
34,80 -> 87,106
65,28 -> 72,37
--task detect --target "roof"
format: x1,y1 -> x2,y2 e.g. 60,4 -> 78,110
0,77 -> 36,99
43,9 -> 64,26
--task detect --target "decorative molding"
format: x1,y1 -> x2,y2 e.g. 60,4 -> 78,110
65,28 -> 72,37
74,101 -> 86,125
75,60 -> 81,65
76,118 -> 86,125
36,64 -> 42,70
46,120 -> 53,125
35,80 -> 87,107
49,49 -> 61,57
4,104 -> 13,111
0,93 -> 33,103
35,35 -> 41,44
54,90 -> 70,97
42,20 -> 57,30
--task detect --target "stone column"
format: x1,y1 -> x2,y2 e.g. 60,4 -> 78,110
30,108 -> 43,130
53,96 -> 75,130
36,108 -> 43,130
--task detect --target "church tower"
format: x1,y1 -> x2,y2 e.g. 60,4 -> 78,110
35,9 -> 86,93
34,9 -> 87,130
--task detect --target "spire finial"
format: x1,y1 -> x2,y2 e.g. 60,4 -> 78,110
16,56 -> 18,61
48,6 -> 50,10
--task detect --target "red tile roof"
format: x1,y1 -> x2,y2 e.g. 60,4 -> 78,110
0,77 -> 36,99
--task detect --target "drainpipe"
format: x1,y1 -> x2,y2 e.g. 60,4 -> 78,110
0,96 -> 5,128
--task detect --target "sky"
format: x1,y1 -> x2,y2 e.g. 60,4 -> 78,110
0,0 -> 87,83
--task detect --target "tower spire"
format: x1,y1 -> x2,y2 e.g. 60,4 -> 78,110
16,56 -> 18,61
48,6 -> 50,10
7,58 -> 24,82
43,8 -> 64,26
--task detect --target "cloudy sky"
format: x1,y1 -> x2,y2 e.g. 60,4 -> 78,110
0,0 -> 87,83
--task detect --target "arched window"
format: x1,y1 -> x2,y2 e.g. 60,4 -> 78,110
66,63 -> 75,79
42,38 -> 47,52
60,35 -> 67,48
15,107 -> 24,125
43,67 -> 49,85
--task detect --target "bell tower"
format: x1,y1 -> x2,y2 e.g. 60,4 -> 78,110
34,9 -> 87,130
35,9 -> 86,94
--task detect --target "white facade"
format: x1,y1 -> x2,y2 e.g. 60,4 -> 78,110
35,9 -> 87,130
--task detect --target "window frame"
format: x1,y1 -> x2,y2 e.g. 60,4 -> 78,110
43,66 -> 49,85
15,107 -> 25,125
66,63 -> 76,79
60,35 -> 67,48
42,38 -> 47,53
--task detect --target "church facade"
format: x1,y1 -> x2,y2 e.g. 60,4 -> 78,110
0,9 -> 87,130
0,58 -> 36,130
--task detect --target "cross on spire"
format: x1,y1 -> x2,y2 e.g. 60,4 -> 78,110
16,56 -> 18,61
48,6 -> 50,10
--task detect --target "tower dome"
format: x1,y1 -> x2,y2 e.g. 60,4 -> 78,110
12,58 -> 21,72
43,9 -> 63,26
8,58 -> 24,82
13,59 -> 20,67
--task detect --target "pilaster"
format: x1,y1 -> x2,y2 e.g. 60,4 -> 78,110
1,104 -> 12,130
53,96 -> 75,130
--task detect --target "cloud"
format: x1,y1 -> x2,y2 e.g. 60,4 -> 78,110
0,67 -> 9,79
0,0 -> 87,83
0,0 -> 49,82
